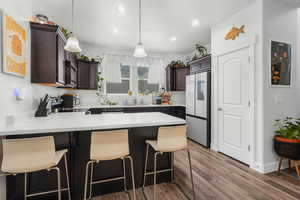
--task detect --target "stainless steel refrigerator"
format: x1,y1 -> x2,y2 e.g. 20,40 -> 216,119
186,70 -> 211,147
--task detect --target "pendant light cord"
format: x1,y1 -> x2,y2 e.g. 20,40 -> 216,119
72,0 -> 74,34
139,0 -> 142,44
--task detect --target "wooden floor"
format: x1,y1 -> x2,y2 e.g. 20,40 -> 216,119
93,140 -> 300,200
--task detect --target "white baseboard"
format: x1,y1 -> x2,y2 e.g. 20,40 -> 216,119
250,160 -> 289,174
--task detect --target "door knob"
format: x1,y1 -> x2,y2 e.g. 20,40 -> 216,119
218,108 -> 223,111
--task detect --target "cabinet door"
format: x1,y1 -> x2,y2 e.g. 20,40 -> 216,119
77,62 -> 90,89
166,67 -> 174,91
31,26 -> 57,84
89,63 -> 98,90
57,35 -> 65,84
175,68 -> 188,91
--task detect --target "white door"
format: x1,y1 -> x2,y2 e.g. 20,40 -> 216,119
218,47 -> 252,165
186,75 -> 195,115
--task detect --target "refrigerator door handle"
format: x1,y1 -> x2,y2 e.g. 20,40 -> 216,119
218,108 -> 223,111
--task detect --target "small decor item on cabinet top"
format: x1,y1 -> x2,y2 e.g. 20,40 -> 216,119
77,53 -> 103,63
225,25 -> 245,40
30,14 -> 55,25
195,44 -> 208,57
167,60 -> 186,68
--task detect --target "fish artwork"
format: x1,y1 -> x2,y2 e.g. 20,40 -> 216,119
225,25 -> 245,40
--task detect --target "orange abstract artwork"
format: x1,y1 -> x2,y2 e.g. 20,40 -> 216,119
3,14 -> 27,77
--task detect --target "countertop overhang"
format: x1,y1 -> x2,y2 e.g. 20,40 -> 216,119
0,112 -> 186,136
73,104 -> 186,109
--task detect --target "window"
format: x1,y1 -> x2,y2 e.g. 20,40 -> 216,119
106,64 -> 159,94
106,64 -> 130,94
137,66 -> 159,93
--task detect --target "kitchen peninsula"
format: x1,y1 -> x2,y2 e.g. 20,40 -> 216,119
0,112 -> 185,200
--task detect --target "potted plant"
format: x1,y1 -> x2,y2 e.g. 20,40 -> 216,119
167,60 -> 186,68
273,117 -> 300,160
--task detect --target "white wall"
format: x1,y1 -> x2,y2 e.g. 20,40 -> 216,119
211,1 -> 265,171
0,1 -> 67,125
262,0 -> 299,171
211,0 -> 300,173
0,1 -> 67,198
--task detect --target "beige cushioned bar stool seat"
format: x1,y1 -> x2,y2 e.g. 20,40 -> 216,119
84,129 -> 136,200
1,136 -> 71,200
143,125 -> 195,200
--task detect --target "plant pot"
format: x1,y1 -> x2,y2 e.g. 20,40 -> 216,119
274,135 -> 300,160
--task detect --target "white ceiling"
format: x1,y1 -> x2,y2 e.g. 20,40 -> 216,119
32,0 -> 254,54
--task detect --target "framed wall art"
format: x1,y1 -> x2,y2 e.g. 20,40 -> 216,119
2,12 -> 27,77
270,40 -> 291,87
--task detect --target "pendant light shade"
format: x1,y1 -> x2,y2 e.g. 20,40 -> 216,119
65,0 -> 81,53
64,36 -> 82,52
133,0 -> 147,57
133,42 -> 147,57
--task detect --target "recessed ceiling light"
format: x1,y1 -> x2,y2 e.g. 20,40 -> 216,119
117,4 -> 125,14
192,18 -> 199,27
170,36 -> 177,42
113,27 -> 119,35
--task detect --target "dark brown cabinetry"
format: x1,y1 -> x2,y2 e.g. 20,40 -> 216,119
77,60 -> 98,90
166,66 -> 189,91
31,22 -> 67,86
65,53 -> 78,88
189,55 -> 211,74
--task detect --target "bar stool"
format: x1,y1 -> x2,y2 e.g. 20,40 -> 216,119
84,129 -> 136,200
142,125 -> 195,200
1,136 -> 71,200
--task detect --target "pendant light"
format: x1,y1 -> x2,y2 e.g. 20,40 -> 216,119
133,0 -> 147,57
64,0 -> 82,52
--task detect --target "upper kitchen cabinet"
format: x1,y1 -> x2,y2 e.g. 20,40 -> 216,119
30,22 -> 67,86
77,60 -> 98,90
189,55 -> 211,74
64,52 -> 78,88
166,66 -> 189,91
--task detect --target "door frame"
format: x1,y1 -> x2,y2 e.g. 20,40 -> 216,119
212,36 -> 257,167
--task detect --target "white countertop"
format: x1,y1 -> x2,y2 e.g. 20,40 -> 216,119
74,104 -> 186,109
0,112 -> 186,136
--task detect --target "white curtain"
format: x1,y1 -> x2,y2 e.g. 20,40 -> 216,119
148,58 -> 164,85
102,54 -> 122,83
135,57 -> 164,85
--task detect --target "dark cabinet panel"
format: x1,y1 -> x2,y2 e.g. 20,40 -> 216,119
65,61 -> 77,88
77,61 -> 98,90
189,55 -> 211,74
57,36 -> 66,85
166,67 -> 189,91
175,68 -> 188,91
30,22 -> 67,86
89,63 -> 98,90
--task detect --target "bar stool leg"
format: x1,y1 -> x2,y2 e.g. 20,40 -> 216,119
143,143 -> 150,189
122,158 -> 128,191
64,154 -> 72,200
126,156 -> 136,200
84,161 -> 92,200
153,152 -> 159,200
187,150 -> 195,200
89,162 -> 94,199
52,167 -> 62,200
24,173 -> 27,200
171,152 -> 175,182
